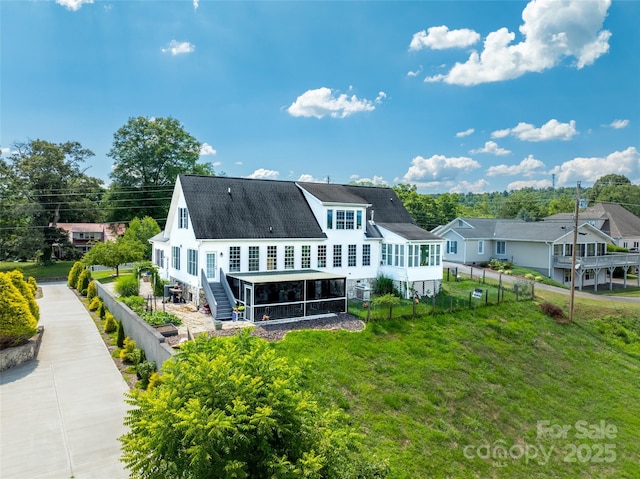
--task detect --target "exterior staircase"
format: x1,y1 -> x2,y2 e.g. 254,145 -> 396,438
209,282 -> 233,320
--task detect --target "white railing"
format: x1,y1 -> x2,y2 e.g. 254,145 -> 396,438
553,254 -> 640,269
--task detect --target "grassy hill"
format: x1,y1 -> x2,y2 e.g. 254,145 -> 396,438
275,292 -> 640,478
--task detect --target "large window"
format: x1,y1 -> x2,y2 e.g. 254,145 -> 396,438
248,246 -> 260,272
178,207 -> 189,229
317,245 -> 327,267
285,246 -> 294,269
348,244 -> 357,267
187,249 -> 198,275
362,244 -> 371,266
172,246 -> 181,270
301,245 -> 311,269
229,246 -> 241,272
267,245 -> 277,270
409,244 -> 441,267
336,210 -> 345,230
333,245 -> 342,267
496,241 -> 506,255
345,211 -> 355,229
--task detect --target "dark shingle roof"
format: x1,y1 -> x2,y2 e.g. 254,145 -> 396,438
545,202 -> 640,238
179,175 -> 326,240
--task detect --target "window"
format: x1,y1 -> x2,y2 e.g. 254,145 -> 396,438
155,249 -> 164,268
327,210 -> 333,229
284,246 -> 294,269
336,210 -> 345,229
585,270 -> 594,281
248,246 -> 259,271
301,245 -> 311,269
229,246 -> 240,272
496,241 -> 506,255
206,253 -> 216,279
447,240 -> 458,254
587,243 -> 595,256
362,244 -> 371,266
267,245 -> 277,270
333,244 -> 342,267
564,244 -> 573,257
178,207 -> 189,229
187,249 -> 198,275
348,244 -> 357,266
577,244 -> 586,257
553,244 -> 562,256
478,240 -> 484,255
172,246 -> 181,270
356,211 -> 362,229
345,211 -> 354,229
317,245 -> 327,267
385,244 -> 393,266
416,244 -> 441,267
408,245 -> 416,267
394,244 -> 404,267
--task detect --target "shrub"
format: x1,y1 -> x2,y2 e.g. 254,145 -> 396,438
147,372 -> 163,389
6,270 -> 39,322
0,272 -> 38,349
116,320 -> 125,348
67,261 -> 84,288
136,361 -> 157,389
540,301 -> 565,320
140,311 -> 182,327
76,269 -> 92,294
104,312 -> 118,333
86,280 -> 98,301
116,275 -> 139,297
88,296 -> 103,311
121,337 -> 145,364
98,302 -> 106,319
374,274 -> 400,296
27,276 -> 38,295
120,295 -> 146,314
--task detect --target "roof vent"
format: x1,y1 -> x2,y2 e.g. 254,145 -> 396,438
228,187 -> 231,194
269,226 -> 273,233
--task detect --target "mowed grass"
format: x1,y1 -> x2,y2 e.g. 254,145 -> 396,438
0,260 -> 75,280
275,293 -> 640,479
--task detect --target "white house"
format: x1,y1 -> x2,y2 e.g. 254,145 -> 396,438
150,175 -> 445,322
432,217 -> 640,290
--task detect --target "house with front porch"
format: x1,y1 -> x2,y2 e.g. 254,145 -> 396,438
150,175 -> 445,322
432,217 -> 640,291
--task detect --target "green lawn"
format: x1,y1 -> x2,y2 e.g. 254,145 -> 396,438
0,260 -> 75,280
275,293 -> 640,479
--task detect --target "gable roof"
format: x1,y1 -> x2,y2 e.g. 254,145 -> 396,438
545,202 -> 640,238
298,182 -> 442,241
179,175 -> 326,240
434,217 -> 612,243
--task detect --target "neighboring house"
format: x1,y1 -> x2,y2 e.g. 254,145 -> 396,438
544,202 -> 640,252
432,217 -> 640,290
150,175 -> 445,322
54,222 -> 126,255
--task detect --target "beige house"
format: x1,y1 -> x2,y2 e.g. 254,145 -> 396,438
432,217 -> 640,291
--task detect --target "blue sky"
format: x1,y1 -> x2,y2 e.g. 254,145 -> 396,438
2,0 -> 639,194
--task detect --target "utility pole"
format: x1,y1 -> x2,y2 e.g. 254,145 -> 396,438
569,181 -> 581,322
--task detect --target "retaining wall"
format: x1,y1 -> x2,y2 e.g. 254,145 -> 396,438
95,282 -> 175,367
0,326 -> 45,372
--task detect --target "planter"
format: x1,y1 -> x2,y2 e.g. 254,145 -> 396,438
154,323 -> 179,337
214,320 -> 223,331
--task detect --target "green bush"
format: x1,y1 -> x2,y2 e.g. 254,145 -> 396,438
76,269 -> 92,294
120,295 -> 146,314
375,274 -> 399,296
104,312 -> 118,333
86,280 -> 98,301
147,371 -> 163,389
140,311 -> 182,327
88,296 -> 103,311
0,272 -> 38,349
98,302 -> 106,319
120,337 -> 145,364
116,320 -> 125,348
136,361 -> 157,389
116,275 -> 139,297
5,270 -> 39,322
67,261 -> 84,288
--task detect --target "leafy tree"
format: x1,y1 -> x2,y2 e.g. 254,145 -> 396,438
392,184 -> 438,230
0,271 -> 38,349
585,174 -> 640,216
82,238 -> 146,276
0,140 -> 105,262
585,174 -> 631,203
123,217 -> 161,259
120,332 -> 389,479
372,293 -> 401,320
105,116 -> 214,224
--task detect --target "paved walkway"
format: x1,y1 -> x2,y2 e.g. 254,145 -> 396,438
1,282 -> 130,479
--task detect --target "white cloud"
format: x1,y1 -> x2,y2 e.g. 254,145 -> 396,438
409,26 -> 480,51
487,155 -> 546,177
609,119 -> 630,129
507,179 -> 553,191
401,154 -> 481,182
550,147 -> 640,186
212,161 -> 222,168
407,66 -> 423,77
56,0 -> 93,10
193,0 -> 199,10
1,147 -> 11,156
491,119 -> 578,142
449,179 -> 490,194
287,87 -> 384,119
161,40 -> 195,56
246,168 -> 280,180
470,140 -> 511,156
425,0 -> 612,85
234,161 -> 243,166
297,174 -> 325,183
199,143 -> 216,156
456,128 -> 474,138
351,175 -> 389,186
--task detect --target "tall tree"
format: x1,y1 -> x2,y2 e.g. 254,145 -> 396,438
123,216 -> 161,259
105,116 -> 214,224
1,140 -> 104,262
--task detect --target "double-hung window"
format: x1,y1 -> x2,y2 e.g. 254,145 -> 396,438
172,246 -> 181,270
317,245 -> 327,268
301,245 -> 311,269
333,245 -> 342,267
447,240 -> 457,254
187,249 -> 198,275
178,207 -> 189,229
248,246 -> 259,271
348,244 -> 357,267
267,246 -> 277,270
229,246 -> 241,272
362,244 -> 371,266
345,211 -> 355,229
336,211 -> 345,230
284,246 -> 294,269
496,241 -> 506,256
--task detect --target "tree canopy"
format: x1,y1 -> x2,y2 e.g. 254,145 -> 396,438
120,332 -> 389,479
105,116 -> 214,224
82,237 -> 146,276
122,216 -> 161,259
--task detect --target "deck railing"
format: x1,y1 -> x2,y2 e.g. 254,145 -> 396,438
552,253 -> 640,269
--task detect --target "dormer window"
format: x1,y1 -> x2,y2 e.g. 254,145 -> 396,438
178,207 -> 189,229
